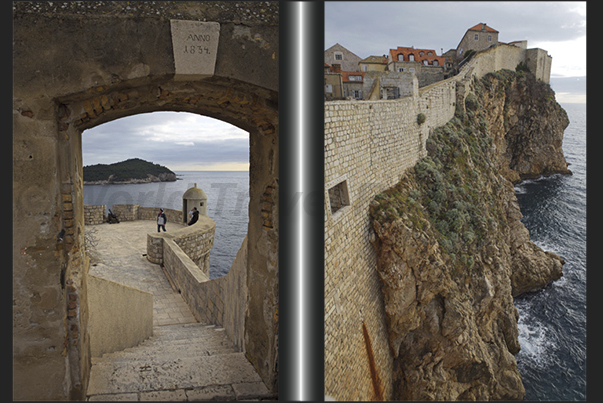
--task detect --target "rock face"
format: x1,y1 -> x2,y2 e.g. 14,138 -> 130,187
476,70 -> 571,183
369,70 -> 566,400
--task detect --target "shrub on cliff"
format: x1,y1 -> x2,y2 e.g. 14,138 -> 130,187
371,76 -> 507,273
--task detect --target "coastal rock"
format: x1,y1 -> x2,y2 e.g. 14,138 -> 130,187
478,70 -> 571,182
370,70 -> 567,400
83,172 -> 177,185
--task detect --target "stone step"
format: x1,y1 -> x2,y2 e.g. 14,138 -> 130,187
114,329 -> 231,351
149,324 -> 227,341
93,343 -> 238,364
87,323 -> 273,400
93,324 -> 237,363
87,352 -> 262,396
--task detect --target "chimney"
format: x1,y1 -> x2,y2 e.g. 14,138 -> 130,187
482,23 -> 486,31
332,63 -> 341,73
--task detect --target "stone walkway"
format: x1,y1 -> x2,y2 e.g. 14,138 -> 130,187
87,221 -> 197,327
85,221 -> 275,401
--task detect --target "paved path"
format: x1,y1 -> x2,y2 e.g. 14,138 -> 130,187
85,221 -> 275,401
87,221 -> 197,327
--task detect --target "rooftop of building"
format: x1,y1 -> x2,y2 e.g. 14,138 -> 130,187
342,71 -> 366,82
389,47 -> 445,64
467,22 -> 499,33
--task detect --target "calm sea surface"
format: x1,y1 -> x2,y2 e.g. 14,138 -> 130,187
513,102 -> 586,400
83,171 -> 249,280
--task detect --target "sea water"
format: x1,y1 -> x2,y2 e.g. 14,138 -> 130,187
513,103 -> 586,400
83,171 -> 249,280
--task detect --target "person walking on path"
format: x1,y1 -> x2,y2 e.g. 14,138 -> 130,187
188,207 -> 199,226
157,208 -> 167,232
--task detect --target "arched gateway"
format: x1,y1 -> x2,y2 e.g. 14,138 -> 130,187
13,2 -> 278,400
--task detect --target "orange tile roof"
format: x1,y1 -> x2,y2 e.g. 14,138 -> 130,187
341,71 -> 366,82
467,23 -> 499,33
388,47 -> 445,66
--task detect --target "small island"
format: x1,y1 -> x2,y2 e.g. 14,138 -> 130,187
83,158 -> 178,185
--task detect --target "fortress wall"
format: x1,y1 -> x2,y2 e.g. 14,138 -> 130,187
324,43 -> 552,400
526,48 -> 552,83
466,43 -> 551,84
160,233 -> 247,351
324,81 -> 456,399
111,204 -> 139,221
138,206 -> 183,224
84,205 -> 106,225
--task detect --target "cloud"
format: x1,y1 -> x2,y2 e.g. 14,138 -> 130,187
325,1 -> 586,77
83,112 -> 249,170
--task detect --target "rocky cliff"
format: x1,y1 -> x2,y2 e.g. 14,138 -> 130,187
369,70 -> 568,400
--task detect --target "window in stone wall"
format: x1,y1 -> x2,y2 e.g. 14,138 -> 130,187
334,52 -> 343,61
328,180 -> 350,216
474,34 -> 479,40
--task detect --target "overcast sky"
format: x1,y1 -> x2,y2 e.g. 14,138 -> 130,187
84,2 -> 585,170
83,112 -> 249,171
325,1 -> 586,103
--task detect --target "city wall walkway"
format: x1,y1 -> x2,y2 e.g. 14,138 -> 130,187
87,221 -> 197,327
85,221 -> 274,400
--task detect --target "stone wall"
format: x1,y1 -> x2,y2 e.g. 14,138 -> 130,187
323,42 -> 540,400
87,274 -> 153,358
84,205 -> 105,225
146,215 -> 216,278
324,95 -> 436,400
105,205 -> 183,224
111,204 -> 139,221
465,43 -> 552,84
144,210 -> 247,350
174,229 -> 215,271
159,229 -> 248,351
137,206 -> 183,224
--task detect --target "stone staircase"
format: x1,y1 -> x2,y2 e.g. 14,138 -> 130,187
87,323 -> 275,401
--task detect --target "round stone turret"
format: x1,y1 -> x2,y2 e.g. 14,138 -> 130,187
183,183 -> 208,223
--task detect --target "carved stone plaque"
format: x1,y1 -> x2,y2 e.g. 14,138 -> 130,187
170,20 -> 220,78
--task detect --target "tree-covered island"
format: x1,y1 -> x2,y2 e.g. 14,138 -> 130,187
83,158 -> 178,184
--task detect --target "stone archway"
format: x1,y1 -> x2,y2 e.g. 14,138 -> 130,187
13,2 -> 278,400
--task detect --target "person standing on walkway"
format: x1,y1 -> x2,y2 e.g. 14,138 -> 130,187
157,208 -> 167,232
188,207 -> 199,226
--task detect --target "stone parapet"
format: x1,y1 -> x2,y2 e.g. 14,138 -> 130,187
84,205 -> 106,225
87,274 -> 153,358
138,206 -> 183,224
146,216 -> 215,277
111,204 -> 139,221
